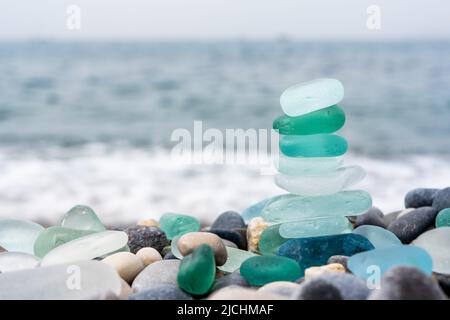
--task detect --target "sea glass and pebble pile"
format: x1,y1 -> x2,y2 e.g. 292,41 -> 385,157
0,80 -> 449,300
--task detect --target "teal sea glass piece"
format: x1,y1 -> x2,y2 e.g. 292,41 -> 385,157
279,216 -> 353,239
412,227 -> 450,274
280,78 -> 344,117
436,208 -> 450,227
276,154 -> 344,176
0,219 -> 44,254
275,166 -> 365,196
347,246 -> 433,280
353,225 -> 401,249
240,255 -> 301,286
278,234 -> 374,277
262,191 -> 372,223
218,247 -> 258,273
259,224 -> 288,255
60,205 -> 106,232
273,105 -> 345,135
241,195 -> 287,223
279,134 -> 348,158
34,226 -> 96,258
159,213 -> 200,240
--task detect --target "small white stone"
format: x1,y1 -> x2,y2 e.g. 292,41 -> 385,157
102,252 -> 144,283
136,247 -> 162,266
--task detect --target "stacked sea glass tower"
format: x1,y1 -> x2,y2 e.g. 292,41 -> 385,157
258,79 -> 373,252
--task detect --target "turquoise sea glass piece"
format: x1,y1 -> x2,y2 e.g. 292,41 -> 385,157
273,105 -> 345,135
259,224 -> 288,255
412,227 -> 450,274
278,234 -> 374,276
241,195 -> 287,223
240,256 -> 301,286
275,166 -> 365,196
347,246 -> 433,280
34,227 -> 96,258
0,219 -> 44,254
276,154 -> 344,176
279,134 -> 348,158
280,78 -> 344,117
60,205 -> 106,232
171,235 -> 184,259
218,247 -> 258,273
436,208 -> 450,227
262,191 -> 372,223
279,216 -> 353,239
353,225 -> 401,249
159,213 -> 200,240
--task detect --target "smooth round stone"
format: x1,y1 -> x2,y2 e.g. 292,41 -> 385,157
412,227 -> 450,274
60,205 -> 106,232
276,154 -> 344,176
436,208 -> 450,227
129,284 -> 193,300
177,244 -> 216,295
102,252 -> 144,283
177,232 -> 227,266
41,230 -> 128,266
240,256 -> 301,286
279,134 -> 348,158
387,207 -> 438,243
211,211 -> 245,231
132,260 -> 180,292
382,210 -> 402,226
218,247 -> 258,273
273,105 -> 345,135
280,78 -> 344,117
0,260 -> 122,299
159,213 -> 200,240
209,229 -> 246,250
275,166 -> 365,196
247,217 -> 270,253
369,266 -> 446,300
34,226 -> 95,258
279,216 -> 353,239
347,246 -> 433,280
353,225 -> 401,248
212,272 -> 250,292
135,247 -> 163,266
405,188 -> 440,208
259,224 -> 288,255
262,190 -> 372,223
432,187 -> 450,212
292,278 -> 343,300
0,252 -> 40,272
278,234 -> 374,277
257,281 -> 300,297
208,286 -> 285,300
353,207 -> 386,228
0,219 -> 44,254
125,225 -> 169,254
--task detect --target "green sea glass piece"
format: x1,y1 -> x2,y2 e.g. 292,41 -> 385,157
159,213 -> 200,240
279,134 -> 348,158
273,105 -> 345,135
177,244 -> 216,295
276,154 -> 344,176
279,216 -> 353,239
353,225 -> 401,248
240,255 -> 301,286
280,78 -> 344,117
436,208 -> 450,227
259,224 -> 288,255
34,227 -> 96,258
262,191 -> 372,223
0,219 -> 44,254
218,247 -> 258,273
275,166 -> 365,196
41,230 -> 128,266
412,227 -> 450,274
60,205 -> 106,232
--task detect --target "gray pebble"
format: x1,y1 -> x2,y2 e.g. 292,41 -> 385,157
387,207 -> 438,243
369,266 -> 446,300
212,272 -> 249,292
317,273 -> 370,300
211,211 -> 245,231
327,255 -> 349,271
129,284 -> 192,300
292,278 -> 343,300
125,225 -> 169,254
163,251 -> 178,260
405,188 -> 440,208
432,187 -> 450,212
354,207 -> 386,228
131,260 -> 180,292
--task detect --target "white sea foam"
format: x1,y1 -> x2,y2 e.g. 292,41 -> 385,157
0,145 -> 449,225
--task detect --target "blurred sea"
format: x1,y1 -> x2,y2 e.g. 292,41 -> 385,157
0,40 -> 450,224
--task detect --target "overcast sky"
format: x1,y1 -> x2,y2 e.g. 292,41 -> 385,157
1,0 -> 449,40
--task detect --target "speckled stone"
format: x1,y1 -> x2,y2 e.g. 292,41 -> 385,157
388,207 -> 438,243
247,217 -> 270,253
405,188 -> 440,208
125,225 -> 169,254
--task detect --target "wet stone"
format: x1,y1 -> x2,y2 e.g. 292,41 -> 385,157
388,207 -> 438,243
405,188 -> 440,208
211,211 -> 245,231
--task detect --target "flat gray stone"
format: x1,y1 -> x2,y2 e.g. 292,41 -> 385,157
131,259 -> 180,292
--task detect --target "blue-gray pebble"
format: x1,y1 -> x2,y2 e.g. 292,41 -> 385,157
128,284 -> 193,300
292,278 -> 342,300
432,187 -> 450,212
212,272 -> 249,292
211,211 -> 246,231
405,188 -> 440,208
354,207 -> 386,228
387,207 -> 438,243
